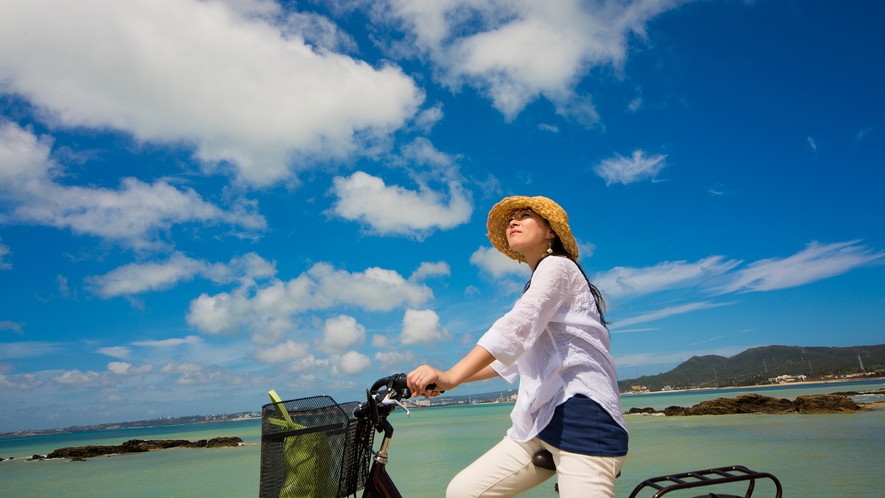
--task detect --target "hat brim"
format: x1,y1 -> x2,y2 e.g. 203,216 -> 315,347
486,196 -> 579,262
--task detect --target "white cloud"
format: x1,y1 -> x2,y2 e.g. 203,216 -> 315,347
377,0 -> 682,121
329,171 -> 472,237
286,354 -> 330,373
538,124 -> 559,132
0,122 -> 266,250
0,320 -> 24,335
410,261 -> 451,281
317,315 -> 366,354
132,336 -> 203,348
593,150 -> 667,185
470,246 -> 530,278
0,373 -> 42,389
52,369 -> 106,386
400,309 -> 451,346
412,103 -> 444,132
0,0 -> 423,185
331,351 -> 371,376
187,262 -> 434,344
254,340 -> 310,363
612,301 -> 734,328
172,365 -> 242,385
87,252 -> 275,298
159,360 -> 205,375
717,241 -> 885,294
0,238 -> 11,269
107,362 -> 154,375
371,334 -> 390,348
374,350 -> 416,369
96,346 -> 131,359
0,341 -> 62,359
594,256 -> 741,298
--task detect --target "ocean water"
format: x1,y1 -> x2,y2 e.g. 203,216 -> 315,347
1,380 -> 883,497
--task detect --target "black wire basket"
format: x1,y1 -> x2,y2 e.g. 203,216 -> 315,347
259,395 -> 375,498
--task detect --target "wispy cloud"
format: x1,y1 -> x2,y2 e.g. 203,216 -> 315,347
0,341 -> 63,359
855,124 -> 879,143
807,136 -> 818,159
593,150 -> 667,185
0,238 -> 11,270
612,301 -> 734,328
0,122 -> 266,251
87,252 -> 275,298
132,336 -> 203,347
375,0 -> 684,121
717,240 -> 884,294
0,321 -> 24,335
595,256 -> 740,298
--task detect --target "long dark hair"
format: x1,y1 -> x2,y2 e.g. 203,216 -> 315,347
523,235 -> 609,327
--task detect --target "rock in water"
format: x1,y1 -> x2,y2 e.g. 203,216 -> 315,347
47,437 -> 244,460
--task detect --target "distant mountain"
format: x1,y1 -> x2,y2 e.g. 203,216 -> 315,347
618,344 -> 885,392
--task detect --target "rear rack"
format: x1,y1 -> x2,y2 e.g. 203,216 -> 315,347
628,465 -> 782,498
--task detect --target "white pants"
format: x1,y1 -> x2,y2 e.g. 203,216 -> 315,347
446,437 -> 625,498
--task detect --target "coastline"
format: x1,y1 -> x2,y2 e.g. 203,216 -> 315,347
620,375 -> 885,395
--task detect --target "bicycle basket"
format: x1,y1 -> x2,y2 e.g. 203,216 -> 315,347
259,395 -> 375,498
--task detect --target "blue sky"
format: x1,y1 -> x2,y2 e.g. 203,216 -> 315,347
0,0 -> 883,432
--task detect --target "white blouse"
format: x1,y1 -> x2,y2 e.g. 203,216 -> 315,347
477,256 -> 626,443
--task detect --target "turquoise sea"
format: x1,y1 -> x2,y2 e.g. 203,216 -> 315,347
1,380 -> 883,497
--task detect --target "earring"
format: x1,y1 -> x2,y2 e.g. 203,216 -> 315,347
547,241 -> 553,254
516,252 -> 522,263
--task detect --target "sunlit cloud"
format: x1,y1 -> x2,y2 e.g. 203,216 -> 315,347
400,309 -> 451,346
0,0 -> 423,185
0,122 -> 266,251
593,150 -> 667,185
96,346 -> 131,359
316,315 -> 366,354
187,262 -> 435,344
253,340 -> 310,363
329,171 -> 472,238
470,246 -> 530,278
330,351 -> 371,376
375,0 -> 684,121
87,252 -> 275,298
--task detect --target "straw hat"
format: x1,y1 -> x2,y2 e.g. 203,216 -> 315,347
486,196 -> 579,262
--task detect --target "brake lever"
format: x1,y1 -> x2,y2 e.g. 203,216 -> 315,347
382,392 -> 412,417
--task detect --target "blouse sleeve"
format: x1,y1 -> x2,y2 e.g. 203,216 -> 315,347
477,257 -> 573,367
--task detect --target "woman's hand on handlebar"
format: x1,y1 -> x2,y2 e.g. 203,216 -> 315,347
407,365 -> 447,398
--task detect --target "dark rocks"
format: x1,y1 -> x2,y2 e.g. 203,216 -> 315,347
626,393 -> 863,416
205,436 -> 242,448
29,454 -> 46,461
793,394 -> 860,413
47,436 -> 243,461
626,407 -> 657,414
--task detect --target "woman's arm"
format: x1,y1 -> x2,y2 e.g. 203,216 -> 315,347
407,346 -> 496,395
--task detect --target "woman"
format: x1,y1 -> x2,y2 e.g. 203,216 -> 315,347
407,196 -> 627,498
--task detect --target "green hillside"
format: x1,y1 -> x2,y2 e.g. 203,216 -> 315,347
618,344 -> 885,392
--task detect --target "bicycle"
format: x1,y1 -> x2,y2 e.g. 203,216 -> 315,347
259,373 -> 782,498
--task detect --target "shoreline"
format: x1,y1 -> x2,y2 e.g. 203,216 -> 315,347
620,375 -> 885,395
